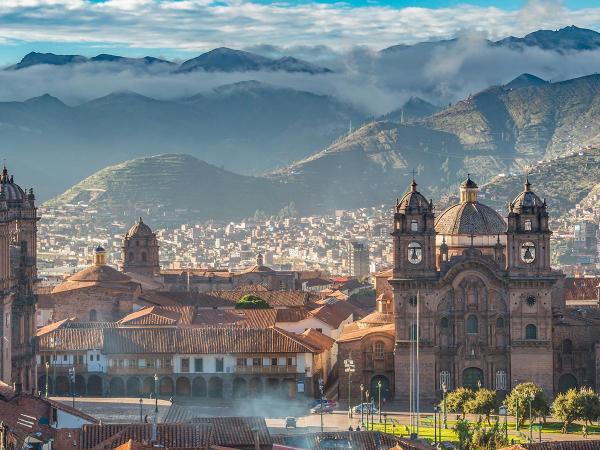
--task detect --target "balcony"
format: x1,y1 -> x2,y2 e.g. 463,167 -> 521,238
364,352 -> 394,372
37,363 -> 87,373
234,365 -> 299,374
107,366 -> 173,375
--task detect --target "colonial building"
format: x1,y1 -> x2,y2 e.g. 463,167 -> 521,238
121,218 -> 160,277
0,166 -> 38,392
338,175 -> 583,402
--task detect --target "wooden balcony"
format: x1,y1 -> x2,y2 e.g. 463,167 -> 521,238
234,365 -> 298,374
107,367 -> 173,375
38,363 -> 87,373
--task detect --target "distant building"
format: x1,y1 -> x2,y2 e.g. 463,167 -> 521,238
573,220 -> 598,253
347,241 -> 369,278
121,217 -> 160,276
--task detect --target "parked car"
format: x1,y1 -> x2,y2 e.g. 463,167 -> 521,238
308,399 -> 337,408
353,403 -> 378,414
285,417 -> 297,428
310,403 -> 334,414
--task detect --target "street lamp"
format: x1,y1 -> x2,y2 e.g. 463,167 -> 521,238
318,378 -> 324,433
433,406 -> 438,444
499,405 -> 508,441
68,367 -> 75,408
344,355 -> 355,419
139,399 -> 143,423
154,373 -> 159,424
528,392 -> 534,443
365,390 -> 370,431
377,380 -> 382,423
44,362 -> 49,397
360,384 -> 364,428
514,379 -> 520,431
383,412 -> 388,434
442,382 -> 448,429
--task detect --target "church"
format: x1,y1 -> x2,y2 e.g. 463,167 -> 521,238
339,175 -> 600,403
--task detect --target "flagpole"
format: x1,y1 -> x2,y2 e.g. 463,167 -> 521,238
416,290 -> 420,438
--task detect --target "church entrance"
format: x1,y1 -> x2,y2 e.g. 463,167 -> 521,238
370,375 -> 391,403
462,367 -> 484,390
558,374 -> 578,393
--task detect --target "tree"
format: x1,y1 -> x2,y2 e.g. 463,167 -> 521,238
506,382 -> 549,428
578,387 -> 600,426
443,387 -> 476,419
453,418 -> 473,450
470,420 -> 509,450
234,294 -> 270,309
552,389 -> 580,433
465,388 -> 497,425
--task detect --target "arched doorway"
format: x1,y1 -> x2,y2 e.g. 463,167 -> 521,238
56,376 -> 70,395
74,375 -> 86,396
142,377 -> 155,396
160,377 -> 174,396
370,375 -> 391,402
87,375 -> 102,396
192,377 -> 207,397
127,378 -> 141,397
233,378 -> 247,398
558,374 -> 578,393
176,377 -> 191,396
249,378 -> 263,397
463,367 -> 484,390
110,377 -> 125,396
209,377 -> 223,398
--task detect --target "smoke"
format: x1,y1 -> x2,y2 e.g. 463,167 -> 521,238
2,35 -> 600,115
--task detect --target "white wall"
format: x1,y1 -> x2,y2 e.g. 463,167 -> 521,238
55,409 -> 94,429
277,317 -> 333,336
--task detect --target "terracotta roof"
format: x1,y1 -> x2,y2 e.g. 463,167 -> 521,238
0,398 -> 55,444
500,443 -> 600,450
191,309 -> 277,328
272,431 -> 432,450
338,323 -> 395,342
102,326 -> 319,354
564,277 -> 600,301
151,290 -> 313,308
308,299 -> 363,328
36,318 -> 73,337
275,308 -> 311,322
36,397 -> 98,423
52,264 -> 138,294
359,311 -> 394,326
118,307 -> 181,326
190,417 -> 271,448
126,218 -> 154,238
38,327 -> 104,351
300,328 -> 335,351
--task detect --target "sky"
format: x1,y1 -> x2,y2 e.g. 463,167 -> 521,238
0,0 -> 599,65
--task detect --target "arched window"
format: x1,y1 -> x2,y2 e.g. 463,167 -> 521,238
374,341 -> 385,358
524,219 -> 532,231
525,324 -> 537,340
562,339 -> 573,354
440,317 -> 449,329
496,317 -> 505,329
89,310 -> 97,322
410,220 -> 418,232
466,315 -> 478,334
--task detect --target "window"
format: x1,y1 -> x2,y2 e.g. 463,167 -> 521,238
236,358 -> 247,367
181,358 -> 190,372
496,317 -> 505,329
408,296 -> 417,307
562,339 -> 573,354
129,359 -> 137,369
89,310 -> 97,322
253,358 -> 262,367
63,355 -> 68,362
524,219 -> 532,231
287,357 -> 294,366
78,355 -> 84,364
89,354 -> 94,362
215,358 -> 224,372
162,358 -> 172,369
194,358 -> 203,372
440,317 -> 449,329
374,341 -> 385,358
271,358 -> 278,366
146,359 -> 155,369
439,371 -> 451,390
525,324 -> 537,340
410,220 -> 418,232
467,315 -> 478,334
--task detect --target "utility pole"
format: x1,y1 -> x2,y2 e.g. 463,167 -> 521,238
344,354 -> 355,419
318,378 -> 324,433
68,367 -> 75,408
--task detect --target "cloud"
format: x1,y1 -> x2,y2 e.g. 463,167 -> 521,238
0,0 -> 599,54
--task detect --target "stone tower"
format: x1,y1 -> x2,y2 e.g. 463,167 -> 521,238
122,218 -> 160,276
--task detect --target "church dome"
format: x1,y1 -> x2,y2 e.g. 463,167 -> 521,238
511,179 -> 544,213
435,175 -> 506,235
396,179 -> 431,212
126,217 -> 153,238
435,202 -> 506,235
0,167 -> 26,203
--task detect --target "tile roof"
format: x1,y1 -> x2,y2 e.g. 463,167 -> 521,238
564,277 -> 600,301
0,397 -> 55,445
308,299 -> 364,328
275,308 -> 311,322
36,318 -> 73,337
117,307 -> 181,326
38,328 -> 104,351
149,290 -> 313,308
190,417 -> 271,448
338,323 -> 395,342
272,431 -> 433,450
300,328 -> 336,351
52,265 -> 139,294
191,309 -> 277,328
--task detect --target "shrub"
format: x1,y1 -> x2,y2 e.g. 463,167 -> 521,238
234,294 -> 270,309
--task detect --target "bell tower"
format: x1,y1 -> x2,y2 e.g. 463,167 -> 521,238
506,178 -> 551,274
122,217 -> 160,276
392,177 -> 437,278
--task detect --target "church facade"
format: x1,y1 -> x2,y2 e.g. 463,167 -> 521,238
337,175 -> 600,403
0,167 -> 38,393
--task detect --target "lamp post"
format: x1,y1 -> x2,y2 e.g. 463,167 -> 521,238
383,412 -> 388,434
442,382 -> 448,429
154,373 -> 159,424
365,390 -> 370,430
377,380 -> 382,423
44,362 -> 49,397
344,356 -> 355,419
514,379 -> 520,431
318,378 -> 324,433
499,405 -> 508,441
433,406 -> 438,444
68,367 -> 75,408
139,399 -> 143,423
360,384 -> 364,428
